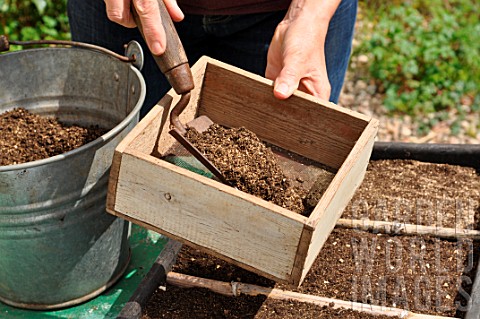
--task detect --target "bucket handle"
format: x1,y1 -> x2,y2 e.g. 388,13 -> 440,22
0,35 -> 144,70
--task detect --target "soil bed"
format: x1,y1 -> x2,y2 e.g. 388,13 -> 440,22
281,228 -> 476,317
255,299 -> 399,319
342,160 -> 480,229
143,160 -> 479,319
143,286 -> 398,319
0,108 -> 107,166
144,228 -> 476,318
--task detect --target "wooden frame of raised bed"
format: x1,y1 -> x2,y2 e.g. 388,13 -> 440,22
106,56 -> 379,286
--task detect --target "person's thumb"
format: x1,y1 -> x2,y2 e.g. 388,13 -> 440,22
273,65 -> 302,100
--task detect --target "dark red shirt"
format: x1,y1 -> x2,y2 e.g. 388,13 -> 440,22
177,0 -> 291,15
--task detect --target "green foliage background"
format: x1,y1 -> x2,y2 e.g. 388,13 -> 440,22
0,0 -> 69,44
356,0 -> 479,117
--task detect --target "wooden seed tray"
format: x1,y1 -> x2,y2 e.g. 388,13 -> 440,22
107,56 -> 378,286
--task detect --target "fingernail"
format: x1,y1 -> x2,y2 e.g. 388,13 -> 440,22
276,83 -> 289,96
151,41 -> 163,55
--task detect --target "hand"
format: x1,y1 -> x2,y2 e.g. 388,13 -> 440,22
265,0 -> 340,100
104,0 -> 184,55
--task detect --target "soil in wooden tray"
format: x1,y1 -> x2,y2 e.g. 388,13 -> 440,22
341,159 -> 480,230
0,108 -> 107,166
185,124 -> 310,215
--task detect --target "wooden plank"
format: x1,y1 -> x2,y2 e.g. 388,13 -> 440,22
106,149 -> 123,214
128,95 -> 173,155
112,151 -> 307,281
107,92 -> 172,213
106,94 -> 174,213
337,218 -> 480,240
198,60 -> 370,169
109,211 -> 300,284
289,225 -> 314,286
300,119 -> 379,283
166,272 -> 457,319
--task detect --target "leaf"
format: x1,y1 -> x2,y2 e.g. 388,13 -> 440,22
20,26 -> 41,41
32,0 -> 47,14
42,16 -> 57,28
0,0 -> 9,13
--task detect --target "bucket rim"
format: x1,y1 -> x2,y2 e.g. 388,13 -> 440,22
0,51 -> 146,172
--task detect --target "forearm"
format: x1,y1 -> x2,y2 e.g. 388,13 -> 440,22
285,0 -> 341,24
284,0 -> 342,44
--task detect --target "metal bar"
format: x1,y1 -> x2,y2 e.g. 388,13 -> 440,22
0,35 -> 135,63
117,239 -> 183,319
372,142 -> 480,169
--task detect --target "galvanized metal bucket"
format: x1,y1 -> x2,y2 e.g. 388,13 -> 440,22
0,46 -> 146,309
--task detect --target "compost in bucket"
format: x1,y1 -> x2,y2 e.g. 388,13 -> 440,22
0,108 -> 107,166
0,46 -> 145,309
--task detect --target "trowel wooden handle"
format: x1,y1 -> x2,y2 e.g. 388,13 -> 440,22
132,0 -> 194,94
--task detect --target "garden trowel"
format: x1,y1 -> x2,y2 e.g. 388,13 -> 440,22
132,0 -> 229,185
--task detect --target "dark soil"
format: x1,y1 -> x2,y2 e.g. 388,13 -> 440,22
0,108 -> 107,166
7,103 -> 477,317
255,299 -> 399,319
143,247 -> 402,319
281,228 -> 476,317
342,160 -> 480,229
185,124 -> 307,215
141,160 -> 479,318
143,287 -> 399,319
171,246 -> 274,288
143,286 -> 266,319
144,227 -> 476,318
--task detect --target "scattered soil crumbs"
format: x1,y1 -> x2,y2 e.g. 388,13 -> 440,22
278,228 -> 476,317
186,124 -> 306,215
142,160 -> 480,318
144,245 -> 405,318
143,286 -> 266,319
255,300 -> 399,319
0,108 -> 107,166
143,287 -> 399,319
342,160 -> 480,229
144,228 -> 479,319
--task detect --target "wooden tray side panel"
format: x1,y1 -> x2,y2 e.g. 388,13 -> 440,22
128,95 -> 173,154
198,61 -> 370,169
299,120 -> 379,284
107,93 -> 173,214
126,58 -> 208,156
112,152 -> 305,281
106,149 -> 123,213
